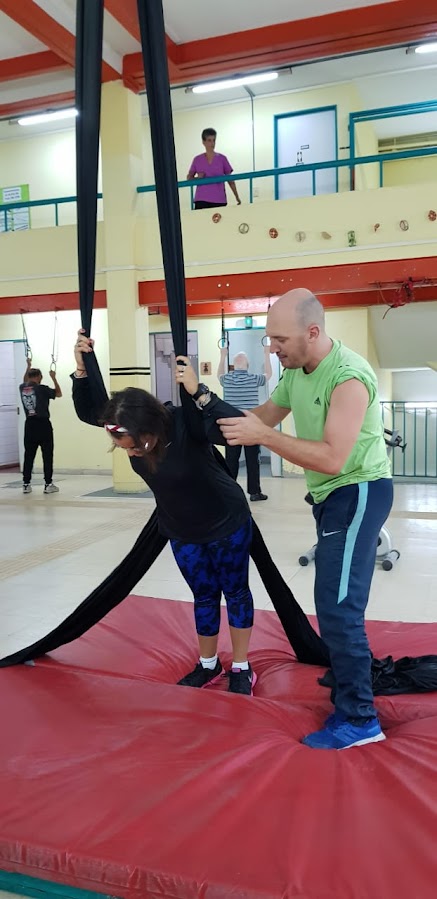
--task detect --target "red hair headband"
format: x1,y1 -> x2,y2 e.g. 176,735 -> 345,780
104,423 -> 128,435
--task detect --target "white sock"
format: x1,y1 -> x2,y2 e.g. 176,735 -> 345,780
232,660 -> 249,670
199,654 -> 218,670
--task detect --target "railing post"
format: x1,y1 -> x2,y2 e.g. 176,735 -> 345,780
249,177 -> 253,204
312,169 -> 316,196
379,160 -> 384,188
413,409 -> 417,476
55,204 -> 59,227
402,404 -> 406,476
424,409 -> 428,477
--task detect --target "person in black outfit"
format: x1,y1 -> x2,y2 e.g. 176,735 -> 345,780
19,359 -> 62,494
73,330 -> 257,696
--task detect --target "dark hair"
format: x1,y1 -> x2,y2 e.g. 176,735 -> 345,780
202,128 -> 217,141
101,387 -> 171,472
27,368 -> 42,379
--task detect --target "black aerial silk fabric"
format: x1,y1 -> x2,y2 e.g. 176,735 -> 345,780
1,0 -> 436,697
319,655 -> 437,697
136,0 -> 187,357
75,0 -> 108,412
0,0 -> 328,671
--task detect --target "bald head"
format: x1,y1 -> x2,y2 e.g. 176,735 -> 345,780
266,288 -> 330,371
269,289 -> 325,332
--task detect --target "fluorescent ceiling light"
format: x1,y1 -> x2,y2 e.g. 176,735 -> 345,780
192,72 -> 278,94
414,42 -> 437,54
17,108 -> 78,127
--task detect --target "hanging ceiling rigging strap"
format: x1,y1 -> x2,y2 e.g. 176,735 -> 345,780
50,311 -> 59,373
262,294 -> 272,346
217,299 -> 229,348
20,312 -> 32,362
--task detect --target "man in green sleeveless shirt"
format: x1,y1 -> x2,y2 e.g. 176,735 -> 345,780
218,289 -> 393,750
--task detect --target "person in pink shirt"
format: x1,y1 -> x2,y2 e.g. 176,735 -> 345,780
187,128 -> 241,210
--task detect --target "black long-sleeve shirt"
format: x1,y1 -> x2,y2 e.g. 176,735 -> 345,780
72,377 -> 250,543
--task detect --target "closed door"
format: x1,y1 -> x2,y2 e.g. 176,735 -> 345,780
151,332 -> 198,406
276,108 -> 337,200
0,341 -> 21,467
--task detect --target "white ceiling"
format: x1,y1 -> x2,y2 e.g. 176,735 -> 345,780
1,43 -> 436,142
2,72 -> 75,106
162,0 -> 397,43
0,2 -> 435,144
166,46 -> 437,106
0,2 -> 142,82
34,0 -> 76,35
370,302 -> 437,369
162,48 -> 437,140
0,12 -> 46,59
32,0 -> 141,72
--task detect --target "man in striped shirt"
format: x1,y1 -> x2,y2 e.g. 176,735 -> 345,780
218,346 -> 272,501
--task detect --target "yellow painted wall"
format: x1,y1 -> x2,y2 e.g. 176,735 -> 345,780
382,155 -> 437,188
0,87 -> 434,301
354,121 -> 380,191
2,179 -> 434,300
0,87 -> 422,478
141,82 -> 366,213
367,318 -> 392,401
0,224 -> 106,298
0,309 -> 110,472
136,180 -> 437,282
0,128 -> 103,228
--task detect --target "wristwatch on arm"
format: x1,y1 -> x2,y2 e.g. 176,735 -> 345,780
192,383 -> 211,409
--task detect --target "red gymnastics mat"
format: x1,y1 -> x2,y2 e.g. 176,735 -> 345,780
1,596 -> 437,899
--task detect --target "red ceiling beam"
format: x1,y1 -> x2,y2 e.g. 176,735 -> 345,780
1,282 -> 435,317
145,283 -> 437,317
0,291 -> 107,316
124,0 -> 437,91
0,0 -> 118,82
0,0 -> 76,67
0,51 -> 68,83
138,258 -> 437,308
177,0 -> 437,69
0,90 -> 75,120
145,284 -> 437,317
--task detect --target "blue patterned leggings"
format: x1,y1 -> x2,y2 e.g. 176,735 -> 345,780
170,519 -> 254,636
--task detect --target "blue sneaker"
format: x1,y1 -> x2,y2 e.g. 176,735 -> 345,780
302,715 -> 386,750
